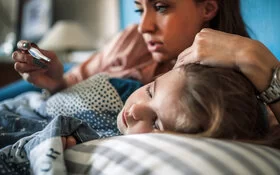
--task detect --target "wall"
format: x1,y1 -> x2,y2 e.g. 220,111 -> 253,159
241,0 -> 280,59
0,0 -> 120,51
54,0 -> 120,49
119,0 -> 280,60
0,0 -> 18,40
119,0 -> 140,29
0,0 -> 18,56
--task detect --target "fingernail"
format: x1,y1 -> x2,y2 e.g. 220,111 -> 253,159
17,40 -> 30,50
12,52 -> 17,58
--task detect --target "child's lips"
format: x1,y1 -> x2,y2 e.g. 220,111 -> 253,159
122,111 -> 128,127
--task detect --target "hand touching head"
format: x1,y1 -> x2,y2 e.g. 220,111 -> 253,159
118,63 -> 266,141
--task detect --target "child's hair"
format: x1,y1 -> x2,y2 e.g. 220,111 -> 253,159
175,64 -> 280,149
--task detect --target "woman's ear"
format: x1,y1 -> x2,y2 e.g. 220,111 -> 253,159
202,0 -> 219,21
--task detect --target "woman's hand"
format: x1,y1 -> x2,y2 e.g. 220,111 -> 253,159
175,28 -> 279,93
175,28 -> 280,123
12,40 -> 66,93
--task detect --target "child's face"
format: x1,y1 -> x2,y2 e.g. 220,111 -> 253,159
117,68 -> 187,134
135,0 -> 209,62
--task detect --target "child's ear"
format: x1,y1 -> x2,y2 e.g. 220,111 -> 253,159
202,0 -> 219,21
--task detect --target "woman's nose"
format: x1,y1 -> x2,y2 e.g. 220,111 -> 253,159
138,12 -> 156,34
128,103 -> 155,121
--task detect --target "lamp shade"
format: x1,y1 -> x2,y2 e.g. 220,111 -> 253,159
38,20 -> 93,51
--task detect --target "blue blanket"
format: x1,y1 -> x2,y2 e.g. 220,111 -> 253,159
0,74 -> 125,174
0,115 -> 100,175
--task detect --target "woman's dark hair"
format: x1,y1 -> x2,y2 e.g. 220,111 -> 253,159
177,64 -> 280,149
195,0 -> 250,37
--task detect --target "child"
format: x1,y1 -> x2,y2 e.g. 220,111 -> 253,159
0,63 -> 277,175
63,64 -> 280,149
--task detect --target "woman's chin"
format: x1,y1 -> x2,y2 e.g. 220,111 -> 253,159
152,52 -> 169,62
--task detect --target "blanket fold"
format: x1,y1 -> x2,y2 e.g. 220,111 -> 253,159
0,115 -> 100,175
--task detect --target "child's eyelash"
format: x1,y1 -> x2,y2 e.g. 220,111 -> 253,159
153,120 -> 160,130
146,85 -> 152,98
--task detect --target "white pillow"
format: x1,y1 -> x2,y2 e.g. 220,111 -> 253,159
64,133 -> 280,175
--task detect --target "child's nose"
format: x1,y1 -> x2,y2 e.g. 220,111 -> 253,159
129,103 -> 154,121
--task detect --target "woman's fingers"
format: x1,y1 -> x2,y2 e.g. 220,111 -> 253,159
14,62 -> 42,73
174,47 -> 193,68
175,28 -> 242,69
18,69 -> 47,82
12,51 -> 34,64
13,50 -> 49,69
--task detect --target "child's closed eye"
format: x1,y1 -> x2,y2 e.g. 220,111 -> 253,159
146,85 -> 153,98
153,119 -> 161,130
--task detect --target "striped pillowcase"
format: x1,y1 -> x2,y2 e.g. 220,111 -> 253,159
64,133 -> 280,175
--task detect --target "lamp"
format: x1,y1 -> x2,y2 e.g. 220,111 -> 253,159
38,20 -> 93,61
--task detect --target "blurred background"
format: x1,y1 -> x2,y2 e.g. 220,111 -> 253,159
0,0 -> 279,87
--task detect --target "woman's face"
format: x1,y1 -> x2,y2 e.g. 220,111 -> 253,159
117,68 -> 187,135
135,0 -> 208,62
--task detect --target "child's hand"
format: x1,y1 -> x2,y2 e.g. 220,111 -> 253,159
61,136 -> 77,150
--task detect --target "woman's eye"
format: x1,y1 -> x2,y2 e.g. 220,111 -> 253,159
154,5 -> 168,13
134,8 -> 143,15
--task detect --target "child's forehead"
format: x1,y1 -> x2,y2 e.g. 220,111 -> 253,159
156,67 -> 185,83
155,69 -> 187,105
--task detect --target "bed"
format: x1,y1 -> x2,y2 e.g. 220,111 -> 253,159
1,1 -> 280,173
63,133 -> 280,175
2,131 -> 280,174
0,73 -> 279,175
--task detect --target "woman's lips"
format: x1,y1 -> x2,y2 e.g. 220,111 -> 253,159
122,111 -> 128,127
147,41 -> 164,52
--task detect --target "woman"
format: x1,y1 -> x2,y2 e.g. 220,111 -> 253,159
12,0 -> 249,94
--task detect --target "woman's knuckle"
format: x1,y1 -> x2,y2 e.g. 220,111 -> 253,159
200,28 -> 211,33
14,62 -> 19,71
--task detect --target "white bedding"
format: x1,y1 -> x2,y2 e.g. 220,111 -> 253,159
64,133 -> 280,175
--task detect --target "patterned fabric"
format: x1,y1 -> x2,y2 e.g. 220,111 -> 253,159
0,92 -> 51,148
0,73 -> 142,149
64,133 -> 280,175
0,115 -> 101,175
45,74 -> 123,138
46,74 -> 122,117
